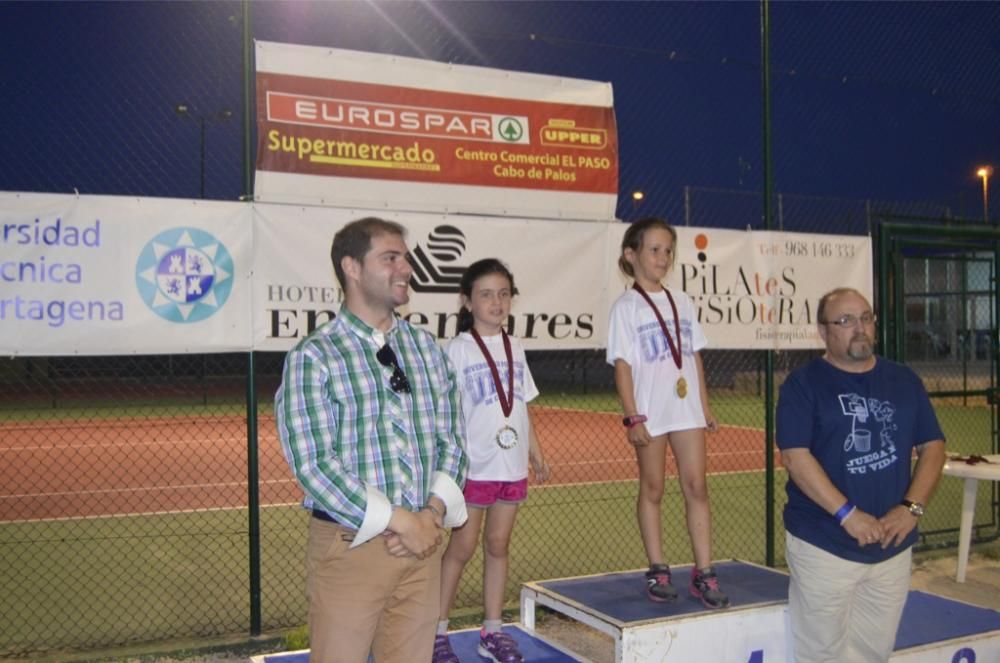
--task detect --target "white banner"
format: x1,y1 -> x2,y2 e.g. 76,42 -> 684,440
2,192 -> 871,355
608,225 -> 873,350
253,204 -> 610,352
0,193 -> 253,356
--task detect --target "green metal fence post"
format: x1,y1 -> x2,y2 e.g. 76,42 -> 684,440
993,240 -> 1000,458
877,220 -> 889,354
242,0 -> 262,637
760,0 -> 776,568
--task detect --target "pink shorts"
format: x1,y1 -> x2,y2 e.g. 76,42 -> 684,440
463,478 -> 528,508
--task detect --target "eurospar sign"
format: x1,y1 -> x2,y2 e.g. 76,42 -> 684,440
254,41 -> 618,221
266,91 -> 528,146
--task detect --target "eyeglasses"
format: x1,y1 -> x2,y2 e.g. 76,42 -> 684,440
823,312 -> 877,328
376,344 -> 411,394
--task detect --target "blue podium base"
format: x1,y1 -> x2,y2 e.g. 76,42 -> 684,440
254,560 -> 1000,662
252,624 -> 578,663
520,560 -> 1000,662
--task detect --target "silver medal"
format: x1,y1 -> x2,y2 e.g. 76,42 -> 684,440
496,425 -> 519,449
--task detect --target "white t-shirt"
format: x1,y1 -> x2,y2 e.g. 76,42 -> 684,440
606,286 -> 708,436
447,331 -> 539,481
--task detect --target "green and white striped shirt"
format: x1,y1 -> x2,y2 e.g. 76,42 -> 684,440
276,308 -> 468,545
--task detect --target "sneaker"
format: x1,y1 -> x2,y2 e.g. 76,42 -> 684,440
644,563 -> 678,602
477,630 -> 524,663
432,634 -> 460,663
689,566 -> 730,609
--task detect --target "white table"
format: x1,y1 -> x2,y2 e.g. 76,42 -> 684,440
941,454 -> 1000,582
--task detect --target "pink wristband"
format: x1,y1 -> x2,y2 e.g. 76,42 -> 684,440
625,414 -> 648,429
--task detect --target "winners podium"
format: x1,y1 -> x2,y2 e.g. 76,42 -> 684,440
519,560 -> 1000,662
253,560 -> 1000,662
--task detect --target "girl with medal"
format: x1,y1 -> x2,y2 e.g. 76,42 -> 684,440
607,217 -> 729,610
434,258 -> 550,663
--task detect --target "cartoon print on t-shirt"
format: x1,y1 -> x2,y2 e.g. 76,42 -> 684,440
462,361 -> 526,406
638,320 -> 695,362
838,393 -> 899,474
839,394 -> 872,452
867,398 -> 898,448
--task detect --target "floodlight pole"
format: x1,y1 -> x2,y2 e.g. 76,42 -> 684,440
174,104 -> 233,199
978,166 -> 992,223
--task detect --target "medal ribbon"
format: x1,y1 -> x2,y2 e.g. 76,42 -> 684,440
632,283 -> 683,370
469,328 -> 515,418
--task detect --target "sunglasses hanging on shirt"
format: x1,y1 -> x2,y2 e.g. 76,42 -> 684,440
376,344 -> 412,394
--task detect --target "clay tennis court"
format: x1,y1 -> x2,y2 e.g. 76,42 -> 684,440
0,406 -> 768,522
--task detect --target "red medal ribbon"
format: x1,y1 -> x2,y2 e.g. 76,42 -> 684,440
632,283 -> 683,370
469,328 -> 515,418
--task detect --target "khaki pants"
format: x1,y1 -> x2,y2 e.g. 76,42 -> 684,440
785,532 -> 912,663
306,517 -> 443,663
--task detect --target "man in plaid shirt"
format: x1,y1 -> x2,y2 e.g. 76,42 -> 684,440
276,217 -> 468,663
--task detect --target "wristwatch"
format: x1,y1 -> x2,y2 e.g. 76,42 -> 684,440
901,499 -> 925,518
623,414 -> 648,428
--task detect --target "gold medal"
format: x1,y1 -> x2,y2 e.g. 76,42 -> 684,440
676,377 -> 688,399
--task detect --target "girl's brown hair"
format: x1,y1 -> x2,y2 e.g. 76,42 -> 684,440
456,258 -> 517,333
618,217 -> 677,278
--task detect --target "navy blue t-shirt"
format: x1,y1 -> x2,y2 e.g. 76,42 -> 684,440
776,357 -> 944,563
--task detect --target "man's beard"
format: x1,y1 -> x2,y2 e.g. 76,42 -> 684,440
847,334 -> 874,361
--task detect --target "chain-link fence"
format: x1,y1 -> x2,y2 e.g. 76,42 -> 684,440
2,0 -> 999,656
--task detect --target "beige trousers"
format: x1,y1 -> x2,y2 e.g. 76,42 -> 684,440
785,532 -> 912,663
306,517 -> 443,663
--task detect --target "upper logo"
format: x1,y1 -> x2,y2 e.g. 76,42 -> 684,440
135,227 -> 234,323
539,119 -> 607,149
408,225 -> 468,294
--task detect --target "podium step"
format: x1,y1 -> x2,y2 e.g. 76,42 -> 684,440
252,561 -> 1000,662
520,560 -> 1000,662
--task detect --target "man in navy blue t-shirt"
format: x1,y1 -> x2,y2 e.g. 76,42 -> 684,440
777,287 -> 946,662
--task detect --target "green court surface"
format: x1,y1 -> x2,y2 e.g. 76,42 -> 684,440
0,472 -> 773,649
1,390 -> 995,651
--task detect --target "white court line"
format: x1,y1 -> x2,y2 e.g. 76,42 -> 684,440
0,478 -> 297,500
534,405 -> 767,432
0,432 -> 282,453
2,468 -> 786,522
533,466 -> 787,490
0,439 -> 257,452
554,449 -> 772,467
1,499 -> 306,525
2,452 -> 768,499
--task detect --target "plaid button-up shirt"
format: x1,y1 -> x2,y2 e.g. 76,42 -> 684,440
276,308 -> 468,543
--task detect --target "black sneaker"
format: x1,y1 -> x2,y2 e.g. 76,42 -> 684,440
644,564 -> 678,602
689,566 -> 730,609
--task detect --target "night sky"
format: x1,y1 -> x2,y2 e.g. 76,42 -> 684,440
1,1 -> 998,228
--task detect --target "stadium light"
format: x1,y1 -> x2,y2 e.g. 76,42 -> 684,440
631,190 -> 645,215
977,166 -> 993,223
174,104 -> 234,199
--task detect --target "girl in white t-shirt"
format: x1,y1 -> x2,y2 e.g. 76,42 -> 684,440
607,217 -> 729,610
434,258 -> 550,663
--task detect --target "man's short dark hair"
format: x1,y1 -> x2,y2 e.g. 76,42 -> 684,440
330,217 -> 407,289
